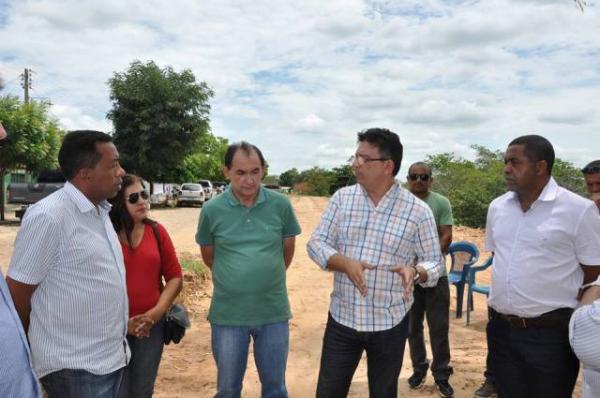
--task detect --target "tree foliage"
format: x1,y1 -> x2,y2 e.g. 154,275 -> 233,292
107,60 -> 214,185
0,95 -> 64,220
427,145 -> 586,228
175,133 -> 229,183
278,168 -> 299,187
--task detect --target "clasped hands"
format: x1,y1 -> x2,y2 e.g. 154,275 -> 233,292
127,310 -> 160,338
343,259 -> 422,299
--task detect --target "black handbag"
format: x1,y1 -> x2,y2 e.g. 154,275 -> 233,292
151,222 -> 191,345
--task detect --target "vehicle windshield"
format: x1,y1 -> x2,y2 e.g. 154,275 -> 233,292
198,181 -> 210,187
181,184 -> 202,191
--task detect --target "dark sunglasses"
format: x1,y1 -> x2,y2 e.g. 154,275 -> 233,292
582,166 -> 600,174
128,190 -> 149,204
408,173 -> 431,182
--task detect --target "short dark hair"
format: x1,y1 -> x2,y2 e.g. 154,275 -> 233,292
582,160 -> 600,174
58,130 -> 113,180
224,141 -> 265,169
408,161 -> 432,176
508,134 -> 555,174
109,174 -> 154,247
357,128 -> 403,176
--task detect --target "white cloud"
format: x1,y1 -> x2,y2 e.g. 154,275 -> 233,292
1,0 -> 599,175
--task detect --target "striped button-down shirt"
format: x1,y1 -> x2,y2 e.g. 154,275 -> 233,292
1,270 -> 41,397
8,182 -> 130,378
570,286 -> 600,398
307,183 -> 444,332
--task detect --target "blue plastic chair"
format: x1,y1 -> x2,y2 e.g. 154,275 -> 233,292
447,241 -> 479,318
466,254 -> 494,326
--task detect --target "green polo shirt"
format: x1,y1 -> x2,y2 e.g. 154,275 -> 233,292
196,187 -> 301,326
424,190 -> 453,277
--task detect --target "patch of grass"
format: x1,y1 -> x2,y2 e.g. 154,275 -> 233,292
179,252 -> 210,279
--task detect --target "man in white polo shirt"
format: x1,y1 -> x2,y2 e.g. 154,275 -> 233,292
485,134 -> 600,398
7,130 -> 129,398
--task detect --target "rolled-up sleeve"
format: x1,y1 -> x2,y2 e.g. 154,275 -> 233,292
307,193 -> 340,270
415,209 -> 444,288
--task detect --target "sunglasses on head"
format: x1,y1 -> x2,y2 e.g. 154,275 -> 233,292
408,173 -> 431,182
128,190 -> 149,204
582,166 -> 600,174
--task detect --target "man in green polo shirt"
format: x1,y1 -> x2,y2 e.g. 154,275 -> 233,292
196,141 -> 301,398
406,161 -> 455,398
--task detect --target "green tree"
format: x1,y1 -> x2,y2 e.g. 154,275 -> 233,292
107,60 -> 214,187
329,164 -> 356,194
173,133 -> 228,182
304,167 -> 334,196
0,96 -> 63,220
279,168 -> 299,187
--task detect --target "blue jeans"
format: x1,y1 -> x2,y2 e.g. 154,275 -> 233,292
41,368 -> 124,398
211,321 -> 289,398
316,313 -> 410,398
118,319 -> 165,398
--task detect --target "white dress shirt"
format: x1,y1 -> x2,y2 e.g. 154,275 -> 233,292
485,177 -> 600,317
8,182 -> 130,378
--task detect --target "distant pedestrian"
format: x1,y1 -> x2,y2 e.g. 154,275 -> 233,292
110,174 -> 183,398
7,130 -> 128,398
406,161 -> 455,397
582,160 -> 600,210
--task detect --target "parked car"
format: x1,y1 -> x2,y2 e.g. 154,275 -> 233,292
212,181 -> 228,195
198,179 -> 214,200
7,170 -> 66,220
176,183 -> 205,207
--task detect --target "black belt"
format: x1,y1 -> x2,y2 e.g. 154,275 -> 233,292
492,308 -> 573,329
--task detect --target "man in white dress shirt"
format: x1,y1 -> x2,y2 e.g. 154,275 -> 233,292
485,135 -> 600,398
569,162 -> 600,398
7,130 -> 129,398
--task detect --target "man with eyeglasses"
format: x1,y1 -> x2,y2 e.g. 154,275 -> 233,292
7,130 -> 129,398
0,122 -> 42,397
308,128 -> 444,398
405,162 -> 455,397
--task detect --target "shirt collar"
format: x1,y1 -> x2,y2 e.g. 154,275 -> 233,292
358,181 -> 400,209
64,181 -> 112,214
509,176 -> 558,204
224,186 -> 267,208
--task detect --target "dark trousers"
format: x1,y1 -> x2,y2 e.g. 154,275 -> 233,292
408,276 -> 452,381
316,313 -> 409,398
483,307 -> 495,385
487,308 -> 579,398
118,319 -> 165,398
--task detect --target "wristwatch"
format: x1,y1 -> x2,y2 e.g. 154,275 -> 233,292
577,279 -> 600,300
412,265 -> 421,283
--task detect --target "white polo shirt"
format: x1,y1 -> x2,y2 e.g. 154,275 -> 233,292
8,182 -> 130,378
485,177 -> 600,317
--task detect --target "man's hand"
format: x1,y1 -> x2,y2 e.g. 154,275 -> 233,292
344,259 -> 375,296
389,265 -> 421,300
580,285 -> 600,306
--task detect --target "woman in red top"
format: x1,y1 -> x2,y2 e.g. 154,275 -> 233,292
109,174 -> 183,398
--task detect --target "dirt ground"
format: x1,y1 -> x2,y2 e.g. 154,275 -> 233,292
0,196 -> 581,397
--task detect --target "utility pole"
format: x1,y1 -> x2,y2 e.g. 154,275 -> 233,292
20,68 -> 32,104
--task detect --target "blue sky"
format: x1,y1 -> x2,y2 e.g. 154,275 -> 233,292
1,0 -> 599,175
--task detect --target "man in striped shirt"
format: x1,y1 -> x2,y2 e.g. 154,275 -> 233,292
307,128 -> 444,398
7,130 -> 129,398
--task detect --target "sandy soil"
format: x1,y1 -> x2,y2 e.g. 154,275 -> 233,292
0,196 -> 581,397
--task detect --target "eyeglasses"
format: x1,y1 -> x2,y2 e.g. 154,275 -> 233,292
127,190 -> 149,204
408,174 -> 431,182
348,154 -> 391,165
582,166 -> 600,174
